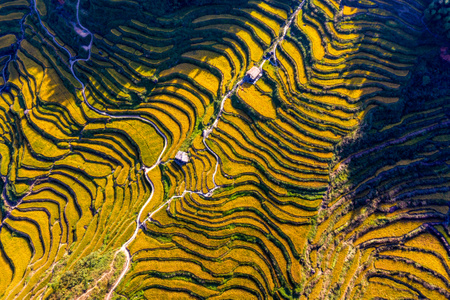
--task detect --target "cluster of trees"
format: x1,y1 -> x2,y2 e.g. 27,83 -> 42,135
425,0 -> 450,40
140,0 -> 245,15
42,0 -> 91,58
329,45 -> 450,204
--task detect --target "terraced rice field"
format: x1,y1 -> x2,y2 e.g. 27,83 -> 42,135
0,0 -> 449,298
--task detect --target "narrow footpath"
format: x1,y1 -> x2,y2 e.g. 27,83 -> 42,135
107,0 -> 306,298
7,0 -> 307,298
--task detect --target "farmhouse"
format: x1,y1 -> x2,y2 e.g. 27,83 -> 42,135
245,66 -> 263,83
175,151 -> 189,165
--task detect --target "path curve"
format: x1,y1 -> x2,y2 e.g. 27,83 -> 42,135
9,0 -> 307,298
108,0 -> 306,297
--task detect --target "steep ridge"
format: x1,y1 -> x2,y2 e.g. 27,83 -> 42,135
0,0 -> 164,298
310,45 -> 450,299
0,0 -> 448,299
111,0 -> 448,299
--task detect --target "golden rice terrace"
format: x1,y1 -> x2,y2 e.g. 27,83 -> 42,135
0,0 -> 449,298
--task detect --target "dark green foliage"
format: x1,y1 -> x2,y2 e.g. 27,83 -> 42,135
160,164 -> 172,201
179,117 -> 205,152
140,0 -> 247,16
42,0 -> 91,59
425,0 -> 450,40
329,49 -> 450,207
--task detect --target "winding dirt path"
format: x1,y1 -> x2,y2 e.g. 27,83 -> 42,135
3,0 -> 308,298
105,0 -> 307,298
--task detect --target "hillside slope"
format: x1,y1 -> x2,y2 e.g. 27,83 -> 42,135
0,0 -> 448,299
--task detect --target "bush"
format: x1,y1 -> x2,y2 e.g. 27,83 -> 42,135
48,250 -> 117,299
425,0 -> 450,40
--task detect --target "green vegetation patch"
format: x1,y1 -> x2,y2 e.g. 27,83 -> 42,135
47,249 -> 125,300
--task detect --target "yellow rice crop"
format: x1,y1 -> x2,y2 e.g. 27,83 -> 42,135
224,37 -> 249,73
374,258 -> 448,298
6,217 -> 44,263
182,50 -> 233,94
326,21 -> 359,40
213,43 -> 244,84
303,92 -> 358,109
241,8 -> 281,35
1,11 -> 24,21
148,101 -> 192,139
237,83 -> 276,119
194,14 -> 271,45
249,1 -> 287,19
0,226 -> 32,290
227,114 -> 329,168
380,249 -> 449,281
106,119 -> 164,166
277,51 -> 299,91
196,25 -> 263,63
203,104 -> 215,125
154,85 -> 206,117
331,86 -> 381,100
280,40 -> 307,85
21,119 -> 69,159
166,78 -> 211,107
331,246 -> 350,284
364,277 -> 418,299
150,93 -> 195,124
342,6 -> 366,16
272,116 -> 334,151
282,109 -> 341,141
296,14 -> 325,60
354,220 -> 432,246
55,152 -> 112,178
0,248 -> 13,293
20,200 -> 61,225
255,77 -> 272,93
160,63 -> 220,95
217,122 -> 328,184
313,0 -> 334,19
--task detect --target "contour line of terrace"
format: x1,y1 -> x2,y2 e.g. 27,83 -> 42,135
9,0 -> 306,298
107,0 -> 306,298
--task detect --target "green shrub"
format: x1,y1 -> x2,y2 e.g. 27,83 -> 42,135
47,249 -> 121,299
425,0 -> 450,40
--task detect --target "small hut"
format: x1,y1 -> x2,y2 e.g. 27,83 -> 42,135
175,151 -> 189,165
245,66 -> 263,84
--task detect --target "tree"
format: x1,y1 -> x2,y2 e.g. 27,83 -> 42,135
425,0 -> 450,40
